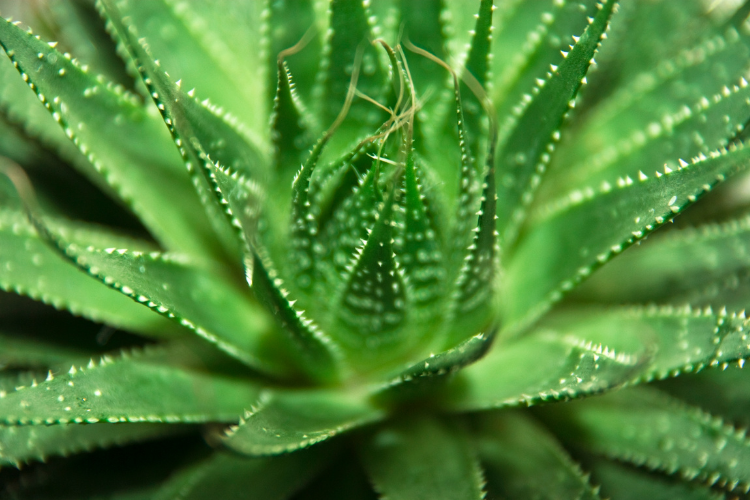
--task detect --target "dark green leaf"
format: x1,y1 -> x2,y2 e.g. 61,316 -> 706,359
587,459 -> 724,500
0,421 -> 185,467
359,415 -> 485,500
476,410 -> 601,500
153,447 -> 332,500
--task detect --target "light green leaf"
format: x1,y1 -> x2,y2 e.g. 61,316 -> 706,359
0,208 -> 179,337
505,141 -> 750,331
0,16 -> 221,259
105,0 -> 268,143
540,387 -> 750,494
0,350 -> 258,425
538,305 -> 750,382
495,0 -> 614,246
153,447 -> 331,500
547,24 -> 750,195
477,410 -> 601,500
0,421 -> 185,467
317,0 -> 386,149
223,388 -> 384,456
442,326 -> 642,412
359,415 -> 485,500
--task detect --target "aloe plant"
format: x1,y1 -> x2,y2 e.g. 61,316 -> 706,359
2,0 -> 750,498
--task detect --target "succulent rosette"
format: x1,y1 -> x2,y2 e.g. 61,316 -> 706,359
1,0 -> 750,498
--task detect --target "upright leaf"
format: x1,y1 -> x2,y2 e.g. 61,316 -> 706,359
495,0 -> 616,246
107,0 -> 268,141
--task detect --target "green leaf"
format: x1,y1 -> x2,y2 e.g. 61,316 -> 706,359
396,151 -> 445,320
0,208 -> 179,337
104,0 -> 268,142
271,59 -> 314,181
358,415 -> 485,500
223,388 -> 384,456
318,0 -> 385,148
265,0 -> 322,106
47,240 -> 286,375
476,410 -> 601,500
0,16 -> 221,259
442,326 -> 642,412
374,331 -> 494,405
459,0 -> 493,158
448,150 -> 498,346
250,248 -> 342,383
495,0 -> 615,246
540,387 -> 750,494
573,216 -> 750,304
504,141 -> 750,331
0,421 -> 185,467
658,364 -> 750,430
100,0 -> 272,264
0,350 -> 258,425
587,456 -> 725,500
333,189 -> 409,367
153,447 -> 332,500
547,24 -> 750,195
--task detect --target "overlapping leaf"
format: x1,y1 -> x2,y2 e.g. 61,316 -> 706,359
542,387 -> 750,493
0,16 -> 221,259
505,141 -> 750,329
359,415 -> 485,500
476,410 -> 601,500
0,349 -> 259,425
224,388 -> 383,456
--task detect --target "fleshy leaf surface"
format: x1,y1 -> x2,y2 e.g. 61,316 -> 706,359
0,351 -> 258,425
541,387 -> 750,494
223,388 -> 384,456
0,16 -> 221,258
505,141 -> 750,330
359,415 -> 485,500
477,410 -> 601,500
